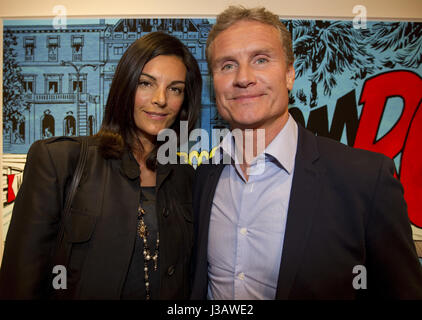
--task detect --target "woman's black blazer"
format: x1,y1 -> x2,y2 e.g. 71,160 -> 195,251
0,136 -> 194,299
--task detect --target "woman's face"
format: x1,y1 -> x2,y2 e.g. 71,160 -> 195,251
133,55 -> 187,138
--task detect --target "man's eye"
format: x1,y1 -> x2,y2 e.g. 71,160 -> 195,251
221,64 -> 234,71
256,57 -> 268,64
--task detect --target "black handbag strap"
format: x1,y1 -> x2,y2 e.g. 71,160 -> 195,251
62,138 -> 89,220
51,138 -> 89,266
47,138 -> 88,297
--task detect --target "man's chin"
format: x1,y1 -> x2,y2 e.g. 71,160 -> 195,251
230,119 -> 264,130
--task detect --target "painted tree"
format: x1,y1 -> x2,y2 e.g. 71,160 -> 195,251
370,22 -> 422,68
289,20 -> 374,108
3,29 -> 29,142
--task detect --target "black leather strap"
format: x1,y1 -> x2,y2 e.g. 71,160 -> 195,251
49,138 -> 89,286
62,138 -> 89,220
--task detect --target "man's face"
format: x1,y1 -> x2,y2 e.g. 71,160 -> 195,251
210,20 -> 295,133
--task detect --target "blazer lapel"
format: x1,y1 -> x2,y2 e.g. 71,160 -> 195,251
191,163 -> 225,298
118,150 -> 173,189
198,163 -> 226,243
156,164 -> 172,191
275,125 -> 323,299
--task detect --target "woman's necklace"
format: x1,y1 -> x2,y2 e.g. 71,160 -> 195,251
137,202 -> 159,300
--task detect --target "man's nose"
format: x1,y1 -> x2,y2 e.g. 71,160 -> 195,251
152,86 -> 166,107
234,64 -> 256,88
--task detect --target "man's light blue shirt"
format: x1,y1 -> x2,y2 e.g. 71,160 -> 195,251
207,115 -> 298,300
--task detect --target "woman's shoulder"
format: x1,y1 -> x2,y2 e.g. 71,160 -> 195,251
27,136 -> 102,169
28,136 -> 79,158
30,136 -> 99,154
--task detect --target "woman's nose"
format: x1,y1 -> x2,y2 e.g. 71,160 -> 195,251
152,87 -> 166,107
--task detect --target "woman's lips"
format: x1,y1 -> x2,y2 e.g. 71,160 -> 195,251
144,111 -> 168,120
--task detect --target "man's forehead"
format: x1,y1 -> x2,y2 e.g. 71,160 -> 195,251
211,22 -> 282,62
212,46 -> 276,65
215,20 -> 279,42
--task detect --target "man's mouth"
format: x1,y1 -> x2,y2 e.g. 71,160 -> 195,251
232,94 -> 264,101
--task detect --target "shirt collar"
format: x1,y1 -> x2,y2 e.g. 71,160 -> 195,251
264,114 -> 298,174
217,114 -> 298,174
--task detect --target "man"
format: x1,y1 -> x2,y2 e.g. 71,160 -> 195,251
190,6 -> 422,299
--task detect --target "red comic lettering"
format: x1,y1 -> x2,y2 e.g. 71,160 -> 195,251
400,101 -> 422,227
354,70 -> 422,228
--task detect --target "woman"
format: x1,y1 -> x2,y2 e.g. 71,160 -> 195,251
0,32 -> 202,299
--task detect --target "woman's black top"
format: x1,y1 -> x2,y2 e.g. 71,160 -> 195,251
121,186 -> 160,299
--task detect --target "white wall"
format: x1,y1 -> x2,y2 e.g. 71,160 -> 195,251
0,0 -> 421,20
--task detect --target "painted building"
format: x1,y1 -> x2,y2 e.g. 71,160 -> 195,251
4,18 -> 216,154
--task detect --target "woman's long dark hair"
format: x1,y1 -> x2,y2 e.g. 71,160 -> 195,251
97,32 -> 202,170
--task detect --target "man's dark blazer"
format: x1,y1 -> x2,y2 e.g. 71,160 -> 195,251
190,124 -> 422,299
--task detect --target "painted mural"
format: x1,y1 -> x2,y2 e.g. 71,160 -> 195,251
2,18 -> 422,260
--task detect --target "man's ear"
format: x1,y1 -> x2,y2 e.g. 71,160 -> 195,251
286,65 -> 295,91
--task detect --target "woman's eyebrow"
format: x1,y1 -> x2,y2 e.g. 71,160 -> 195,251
139,73 -> 156,81
170,80 -> 186,85
140,73 -> 185,85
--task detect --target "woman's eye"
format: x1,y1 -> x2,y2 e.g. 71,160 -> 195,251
138,81 -> 151,87
169,87 -> 184,95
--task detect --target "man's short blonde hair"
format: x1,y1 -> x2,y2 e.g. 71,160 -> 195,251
206,6 -> 294,69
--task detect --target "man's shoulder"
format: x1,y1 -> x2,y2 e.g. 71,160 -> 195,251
315,134 -> 388,164
310,134 -> 395,183
297,125 -> 390,169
